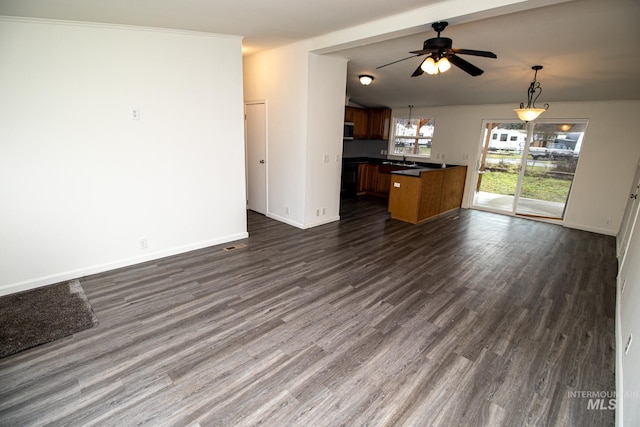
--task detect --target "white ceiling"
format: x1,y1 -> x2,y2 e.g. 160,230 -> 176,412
338,0 -> 640,108
0,0 -> 440,54
1,0 -> 639,109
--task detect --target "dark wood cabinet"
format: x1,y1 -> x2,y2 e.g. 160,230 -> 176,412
356,163 -> 410,197
345,107 -> 391,140
357,164 -> 378,193
353,108 -> 370,139
368,108 -> 392,140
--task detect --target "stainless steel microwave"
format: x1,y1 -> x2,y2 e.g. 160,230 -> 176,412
343,122 -> 354,140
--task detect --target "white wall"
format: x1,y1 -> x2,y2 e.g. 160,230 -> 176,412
305,53 -> 348,227
391,100 -> 640,236
243,43 -> 308,228
0,18 -> 248,296
243,44 -> 347,229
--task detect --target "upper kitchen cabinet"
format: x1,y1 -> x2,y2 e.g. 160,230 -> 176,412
369,108 -> 391,140
345,107 -> 370,139
345,107 -> 391,140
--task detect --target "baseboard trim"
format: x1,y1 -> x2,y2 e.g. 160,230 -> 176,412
301,215 -> 341,229
266,212 -> 340,229
0,232 -> 249,297
266,212 -> 305,229
563,221 -> 616,236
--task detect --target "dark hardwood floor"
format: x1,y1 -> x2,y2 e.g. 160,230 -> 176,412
0,197 -> 616,426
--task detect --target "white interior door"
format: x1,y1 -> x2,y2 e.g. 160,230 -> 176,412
245,102 -> 267,214
618,160 -> 640,263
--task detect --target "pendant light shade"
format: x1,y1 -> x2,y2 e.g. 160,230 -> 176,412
514,65 -> 549,122
514,107 -> 547,122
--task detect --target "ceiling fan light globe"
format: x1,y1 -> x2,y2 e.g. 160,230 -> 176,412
421,57 -> 438,75
437,57 -> 451,73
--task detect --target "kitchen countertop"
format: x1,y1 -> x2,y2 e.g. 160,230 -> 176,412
390,167 -> 445,177
343,157 -> 454,170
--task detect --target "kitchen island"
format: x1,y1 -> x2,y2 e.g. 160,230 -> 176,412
388,165 -> 467,224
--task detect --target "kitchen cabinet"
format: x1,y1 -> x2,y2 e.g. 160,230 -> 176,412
357,163 -> 378,193
440,166 -> 468,212
368,109 -> 392,140
344,106 -> 355,122
356,163 -> 410,197
345,107 -> 391,140
388,166 -> 468,224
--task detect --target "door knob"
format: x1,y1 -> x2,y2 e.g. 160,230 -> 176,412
259,160 -> 265,164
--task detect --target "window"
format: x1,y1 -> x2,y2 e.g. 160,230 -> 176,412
390,117 -> 435,157
472,119 -> 587,220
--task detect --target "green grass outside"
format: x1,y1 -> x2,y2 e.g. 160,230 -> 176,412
479,170 -> 572,203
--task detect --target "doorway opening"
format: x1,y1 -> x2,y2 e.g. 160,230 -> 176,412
472,119 -> 588,220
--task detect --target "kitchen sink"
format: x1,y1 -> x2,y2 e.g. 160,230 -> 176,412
383,161 -> 420,168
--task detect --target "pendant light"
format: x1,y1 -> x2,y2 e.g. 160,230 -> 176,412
405,105 -> 413,129
514,65 -> 549,122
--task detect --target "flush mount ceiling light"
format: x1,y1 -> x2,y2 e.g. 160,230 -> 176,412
359,75 -> 374,86
514,65 -> 549,122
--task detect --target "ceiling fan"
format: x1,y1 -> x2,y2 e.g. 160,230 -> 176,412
377,21 -> 497,77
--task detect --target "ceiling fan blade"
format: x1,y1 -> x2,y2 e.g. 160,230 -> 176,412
409,49 -> 437,56
411,61 -> 425,77
450,48 -> 497,58
376,54 -> 422,69
448,54 -> 484,76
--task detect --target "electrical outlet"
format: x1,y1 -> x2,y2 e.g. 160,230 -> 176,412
606,218 -> 612,226
323,155 -> 330,163
625,334 -> 633,355
322,208 -> 326,215
316,209 -> 320,216
286,206 -> 290,215
139,237 -> 148,250
131,107 -> 140,120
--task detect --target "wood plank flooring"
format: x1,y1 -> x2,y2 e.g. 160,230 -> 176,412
0,197 -> 616,426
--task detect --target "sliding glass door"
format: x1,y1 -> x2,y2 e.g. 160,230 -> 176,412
473,119 -> 587,220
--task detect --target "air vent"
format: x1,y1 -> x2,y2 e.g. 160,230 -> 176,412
223,243 -> 247,252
